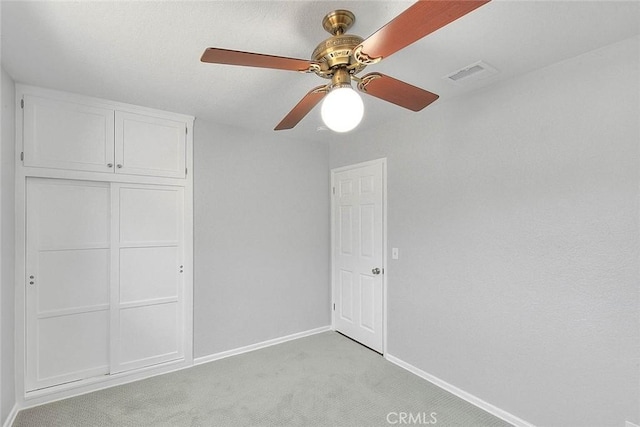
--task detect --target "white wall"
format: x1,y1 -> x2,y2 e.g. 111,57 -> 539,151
193,120 -> 330,357
330,36 -> 640,426
1,67 -> 16,424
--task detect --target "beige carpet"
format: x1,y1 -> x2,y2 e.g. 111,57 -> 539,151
14,332 -> 512,426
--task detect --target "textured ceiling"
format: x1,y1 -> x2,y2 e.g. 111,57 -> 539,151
2,1 -> 639,142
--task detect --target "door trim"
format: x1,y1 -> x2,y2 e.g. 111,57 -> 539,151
330,158 -> 388,355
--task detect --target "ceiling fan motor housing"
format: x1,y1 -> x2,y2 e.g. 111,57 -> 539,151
312,34 -> 364,71
312,10 -> 366,76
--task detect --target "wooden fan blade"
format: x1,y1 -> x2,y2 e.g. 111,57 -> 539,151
356,0 -> 490,62
275,85 -> 328,130
357,73 -> 439,111
201,47 -> 318,72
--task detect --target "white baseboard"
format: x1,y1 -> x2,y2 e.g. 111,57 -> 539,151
626,421 -> 640,427
2,404 -> 19,427
21,357 -> 192,410
194,326 -> 331,366
385,354 -> 534,427
14,327 -> 330,417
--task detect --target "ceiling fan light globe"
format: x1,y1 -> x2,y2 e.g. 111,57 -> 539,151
321,87 -> 364,133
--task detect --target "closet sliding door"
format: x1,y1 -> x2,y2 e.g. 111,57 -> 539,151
110,184 -> 185,373
25,178 -> 111,391
25,179 -> 186,391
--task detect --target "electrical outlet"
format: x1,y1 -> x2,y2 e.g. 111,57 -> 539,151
391,248 -> 399,260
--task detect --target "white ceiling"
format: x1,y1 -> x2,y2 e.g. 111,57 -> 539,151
2,1 -> 639,142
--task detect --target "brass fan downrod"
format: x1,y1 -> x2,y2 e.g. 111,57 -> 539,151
330,68 -> 352,88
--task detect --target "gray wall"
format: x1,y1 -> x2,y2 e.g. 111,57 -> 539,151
1,67 -> 16,423
193,120 -> 330,357
330,36 -> 640,427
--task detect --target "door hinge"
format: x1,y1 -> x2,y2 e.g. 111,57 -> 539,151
20,152 -> 24,161
382,268 -> 385,274
185,126 -> 188,135
333,303 -> 335,311
20,98 -> 24,109
332,187 -> 335,195
185,167 -> 188,175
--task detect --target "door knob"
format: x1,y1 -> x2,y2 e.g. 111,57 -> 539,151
372,268 -> 381,275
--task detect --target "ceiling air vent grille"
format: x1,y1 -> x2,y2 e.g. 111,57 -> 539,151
444,61 -> 498,85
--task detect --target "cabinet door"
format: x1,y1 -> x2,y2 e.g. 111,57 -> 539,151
110,184 -> 185,374
115,111 -> 186,178
23,95 -> 115,173
25,178 -> 111,392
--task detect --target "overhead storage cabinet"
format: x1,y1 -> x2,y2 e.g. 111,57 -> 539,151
23,94 -> 187,178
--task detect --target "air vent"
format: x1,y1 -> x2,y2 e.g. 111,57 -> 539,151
444,61 -> 498,85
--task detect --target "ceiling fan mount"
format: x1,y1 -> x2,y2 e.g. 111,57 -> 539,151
200,1 -> 490,131
322,9 -> 356,35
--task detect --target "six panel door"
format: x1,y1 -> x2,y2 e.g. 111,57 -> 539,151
25,178 -> 111,391
333,161 -> 384,353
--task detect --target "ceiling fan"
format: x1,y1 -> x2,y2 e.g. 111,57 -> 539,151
201,0 -> 490,132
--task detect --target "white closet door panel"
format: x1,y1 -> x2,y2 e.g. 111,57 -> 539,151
117,303 -> 180,371
119,247 -> 179,303
26,179 -> 111,392
119,187 -> 180,245
35,311 -> 110,389
115,111 -> 186,178
111,184 -> 184,374
23,95 -> 115,173
38,248 -> 109,313
34,181 -> 110,249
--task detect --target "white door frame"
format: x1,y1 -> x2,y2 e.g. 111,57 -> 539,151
330,158 -> 388,354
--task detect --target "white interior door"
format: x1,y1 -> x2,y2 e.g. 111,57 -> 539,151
25,178 -> 111,391
332,160 -> 385,353
110,184 -> 185,373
